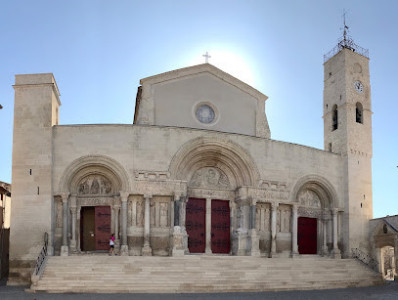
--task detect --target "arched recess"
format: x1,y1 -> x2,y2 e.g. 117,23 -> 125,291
58,155 -> 130,194
168,137 -> 260,188
290,174 -> 339,209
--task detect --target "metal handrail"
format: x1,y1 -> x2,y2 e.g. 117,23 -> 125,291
351,247 -> 379,273
34,232 -> 48,275
324,35 -> 369,63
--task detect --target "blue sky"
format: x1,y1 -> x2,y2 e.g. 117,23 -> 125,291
0,0 -> 397,218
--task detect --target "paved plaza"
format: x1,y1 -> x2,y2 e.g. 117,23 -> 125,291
1,280 -> 398,300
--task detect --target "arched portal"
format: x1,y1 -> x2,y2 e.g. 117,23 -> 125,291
56,155 -> 130,253
292,175 -> 339,256
169,137 -> 259,255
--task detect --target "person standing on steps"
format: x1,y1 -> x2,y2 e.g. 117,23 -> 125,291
109,233 -> 115,255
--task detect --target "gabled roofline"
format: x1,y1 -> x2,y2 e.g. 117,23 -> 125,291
139,63 -> 268,101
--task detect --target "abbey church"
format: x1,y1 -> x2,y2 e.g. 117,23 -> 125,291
8,33 -> 379,289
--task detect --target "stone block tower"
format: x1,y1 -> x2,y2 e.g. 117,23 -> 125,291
323,32 -> 372,256
9,74 -> 60,285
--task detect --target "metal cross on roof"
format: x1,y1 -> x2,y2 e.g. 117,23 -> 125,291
203,51 -> 211,63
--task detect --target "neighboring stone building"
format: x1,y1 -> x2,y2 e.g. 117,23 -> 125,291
9,33 -> 374,285
369,215 -> 398,280
0,181 -> 11,279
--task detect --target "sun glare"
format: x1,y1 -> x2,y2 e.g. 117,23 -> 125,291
188,49 -> 257,88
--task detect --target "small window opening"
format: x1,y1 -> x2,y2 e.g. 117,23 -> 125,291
37,186 -> 40,195
340,95 -> 342,101
326,104 -> 328,109
332,105 -> 338,131
329,72 -> 332,77
29,169 -> 32,175
328,143 -> 332,152
356,102 -> 363,124
360,203 -> 362,208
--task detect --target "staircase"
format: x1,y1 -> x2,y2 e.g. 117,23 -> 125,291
30,255 -> 383,293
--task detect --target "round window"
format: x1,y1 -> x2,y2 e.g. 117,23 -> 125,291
196,104 -> 215,124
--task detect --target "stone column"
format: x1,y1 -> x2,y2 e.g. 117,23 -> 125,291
60,193 -> 69,256
205,197 -> 212,254
174,197 -> 180,227
270,202 -> 278,257
142,194 -> 153,256
248,199 -> 260,256
291,204 -> 298,257
332,208 -> 341,258
113,201 -> 120,247
180,196 -> 188,254
69,195 -> 77,251
120,192 -> 129,256
171,195 -> 187,256
232,196 -> 249,256
322,209 -> 328,256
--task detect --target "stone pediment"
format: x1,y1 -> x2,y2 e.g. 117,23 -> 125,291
140,63 -> 268,102
135,63 -> 271,138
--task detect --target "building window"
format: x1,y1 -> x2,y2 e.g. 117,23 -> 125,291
332,105 -> 338,131
356,102 -> 363,124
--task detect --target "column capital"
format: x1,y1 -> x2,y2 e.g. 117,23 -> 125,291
270,202 -> 279,210
144,194 -> 152,200
331,208 -> 339,215
174,194 -> 181,202
250,198 -> 257,206
113,204 -> 121,210
60,193 -> 69,203
120,191 -> 129,201
291,203 -> 298,212
70,195 -> 77,207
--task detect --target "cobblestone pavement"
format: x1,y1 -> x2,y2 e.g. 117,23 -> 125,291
1,282 -> 398,300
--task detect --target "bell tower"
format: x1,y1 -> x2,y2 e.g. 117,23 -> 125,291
323,20 -> 372,256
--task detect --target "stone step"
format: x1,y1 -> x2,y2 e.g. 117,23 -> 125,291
31,256 -> 383,293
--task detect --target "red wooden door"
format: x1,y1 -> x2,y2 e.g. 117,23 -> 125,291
186,198 -> 206,253
298,217 -> 317,254
95,206 -> 111,250
211,200 -> 230,254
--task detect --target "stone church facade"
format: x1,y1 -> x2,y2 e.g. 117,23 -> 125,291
9,42 -> 373,284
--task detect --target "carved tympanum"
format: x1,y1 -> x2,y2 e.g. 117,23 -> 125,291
78,175 -> 112,195
189,167 -> 230,189
298,190 -> 321,208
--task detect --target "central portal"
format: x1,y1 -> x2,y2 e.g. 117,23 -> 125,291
186,198 -> 230,254
80,206 -> 111,251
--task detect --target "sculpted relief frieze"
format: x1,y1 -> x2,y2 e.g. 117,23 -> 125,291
254,181 -> 289,202
189,167 -> 230,190
298,207 -> 322,218
298,190 -> 321,208
78,197 -> 114,207
78,175 -> 112,195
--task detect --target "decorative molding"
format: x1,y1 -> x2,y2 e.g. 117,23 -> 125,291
134,171 -> 170,181
349,148 -> 370,157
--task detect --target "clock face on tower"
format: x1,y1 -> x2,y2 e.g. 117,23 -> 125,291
354,80 -> 364,94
